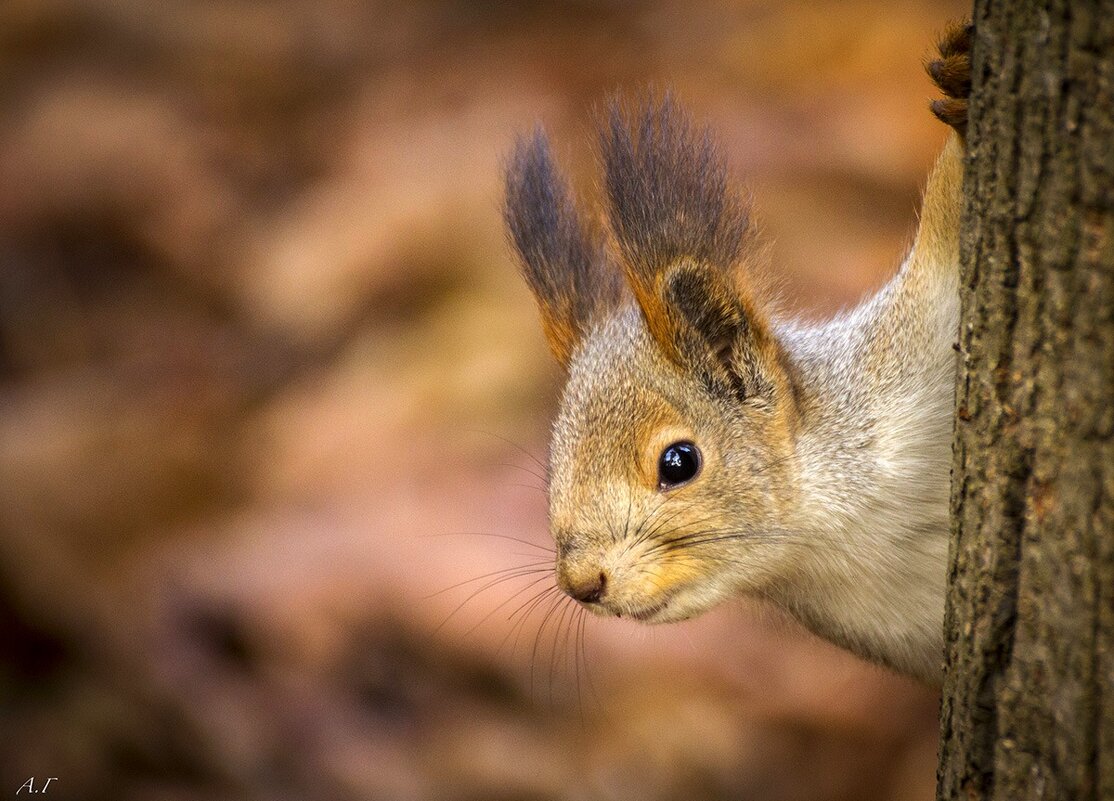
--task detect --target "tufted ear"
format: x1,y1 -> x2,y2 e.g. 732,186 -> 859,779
504,129 -> 620,367
600,96 -> 781,400
661,263 -> 786,401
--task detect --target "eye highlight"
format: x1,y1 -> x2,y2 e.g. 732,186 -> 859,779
657,441 -> 702,489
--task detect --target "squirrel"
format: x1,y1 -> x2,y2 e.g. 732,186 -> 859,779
503,24 -> 972,684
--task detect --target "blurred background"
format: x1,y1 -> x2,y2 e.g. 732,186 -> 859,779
0,1 -> 967,799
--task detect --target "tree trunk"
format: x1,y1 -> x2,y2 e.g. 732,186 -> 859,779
938,2 -> 1114,800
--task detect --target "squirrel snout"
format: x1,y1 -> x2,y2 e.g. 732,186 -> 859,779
559,568 -> 608,604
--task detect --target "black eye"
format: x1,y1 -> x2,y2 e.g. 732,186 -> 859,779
658,441 -> 701,489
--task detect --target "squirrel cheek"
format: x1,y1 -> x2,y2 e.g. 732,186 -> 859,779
634,559 -> 705,598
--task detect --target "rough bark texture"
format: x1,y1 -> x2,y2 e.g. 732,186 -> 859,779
938,2 -> 1114,800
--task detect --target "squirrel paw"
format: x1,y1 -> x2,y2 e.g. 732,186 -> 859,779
927,21 -> 972,137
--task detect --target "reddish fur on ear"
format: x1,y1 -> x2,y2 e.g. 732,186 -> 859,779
625,262 -> 678,365
597,94 -> 787,400
599,95 -> 756,366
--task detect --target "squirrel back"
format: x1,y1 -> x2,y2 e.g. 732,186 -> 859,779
504,25 -> 971,683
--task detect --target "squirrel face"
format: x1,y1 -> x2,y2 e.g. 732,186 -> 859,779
547,303 -> 801,622
504,103 -> 955,679
504,97 -> 804,623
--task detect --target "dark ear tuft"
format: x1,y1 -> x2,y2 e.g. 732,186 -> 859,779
600,95 -> 754,359
504,129 -> 618,367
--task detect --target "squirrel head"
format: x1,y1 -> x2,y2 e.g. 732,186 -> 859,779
505,97 -> 801,622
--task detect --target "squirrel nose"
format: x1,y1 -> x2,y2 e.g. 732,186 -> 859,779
566,571 -> 608,604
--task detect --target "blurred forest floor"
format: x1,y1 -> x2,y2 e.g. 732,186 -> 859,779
0,1 -> 965,800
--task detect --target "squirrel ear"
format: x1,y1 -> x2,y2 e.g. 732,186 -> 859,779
662,262 -> 783,401
600,95 -> 755,365
504,129 -> 619,367
661,263 -> 741,367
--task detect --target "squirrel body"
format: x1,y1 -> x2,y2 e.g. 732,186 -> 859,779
769,137 -> 962,679
505,27 -> 971,684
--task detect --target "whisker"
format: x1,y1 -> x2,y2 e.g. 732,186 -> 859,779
431,564 -> 553,633
463,428 -> 549,475
507,482 -> 549,494
495,585 -> 551,655
631,499 -> 694,550
573,607 -> 586,725
504,585 -> 562,657
635,512 -> 725,557
649,529 -> 786,556
462,574 -> 555,637
614,492 -> 633,545
626,496 -> 670,550
425,561 -> 553,599
549,597 -> 577,706
425,531 -> 555,553
530,590 -> 570,698
497,461 -> 550,486
648,527 -> 885,561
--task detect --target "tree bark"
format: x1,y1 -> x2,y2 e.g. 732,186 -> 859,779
938,2 -> 1114,800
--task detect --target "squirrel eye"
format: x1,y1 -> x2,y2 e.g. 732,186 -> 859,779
658,441 -> 701,489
